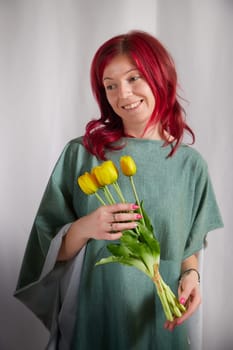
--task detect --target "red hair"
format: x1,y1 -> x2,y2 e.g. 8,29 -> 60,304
83,30 -> 195,159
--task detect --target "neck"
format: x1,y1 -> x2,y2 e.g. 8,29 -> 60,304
124,125 -> 162,140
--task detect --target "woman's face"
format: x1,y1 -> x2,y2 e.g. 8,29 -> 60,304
102,54 -> 156,135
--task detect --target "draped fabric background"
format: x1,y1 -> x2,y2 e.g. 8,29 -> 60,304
0,1 -> 231,349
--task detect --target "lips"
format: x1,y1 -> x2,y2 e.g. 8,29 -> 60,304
122,100 -> 143,110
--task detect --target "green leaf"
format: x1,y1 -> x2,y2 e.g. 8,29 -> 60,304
120,232 -> 157,276
95,255 -> 122,266
137,223 -> 160,257
107,243 -> 131,257
95,256 -> 152,277
140,201 -> 154,232
120,232 -> 145,257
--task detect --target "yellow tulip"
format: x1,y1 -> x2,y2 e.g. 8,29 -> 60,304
77,172 -> 100,195
120,156 -> 137,176
92,160 -> 118,186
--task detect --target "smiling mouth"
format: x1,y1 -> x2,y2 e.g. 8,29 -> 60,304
122,100 -> 143,110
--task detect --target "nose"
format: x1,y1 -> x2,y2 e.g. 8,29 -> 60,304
118,81 -> 132,98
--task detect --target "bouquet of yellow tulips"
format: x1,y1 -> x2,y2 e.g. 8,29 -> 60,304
77,156 -> 186,321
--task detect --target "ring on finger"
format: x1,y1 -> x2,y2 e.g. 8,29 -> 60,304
112,213 -> 116,222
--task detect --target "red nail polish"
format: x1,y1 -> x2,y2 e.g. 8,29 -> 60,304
132,204 -> 139,209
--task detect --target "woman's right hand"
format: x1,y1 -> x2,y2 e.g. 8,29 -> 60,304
58,203 -> 141,261
79,202 -> 141,240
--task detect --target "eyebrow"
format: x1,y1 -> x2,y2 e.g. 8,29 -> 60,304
103,68 -> 138,81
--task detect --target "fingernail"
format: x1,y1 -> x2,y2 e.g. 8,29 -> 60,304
136,214 -> 143,219
132,204 -> 139,209
179,297 -> 186,305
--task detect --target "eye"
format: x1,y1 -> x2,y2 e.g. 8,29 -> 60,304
128,75 -> 141,83
105,83 -> 117,91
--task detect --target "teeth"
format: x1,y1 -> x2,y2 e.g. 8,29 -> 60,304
123,101 -> 141,110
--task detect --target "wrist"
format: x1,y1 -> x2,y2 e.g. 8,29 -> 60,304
179,268 -> 200,284
58,219 -> 89,261
71,217 -> 91,240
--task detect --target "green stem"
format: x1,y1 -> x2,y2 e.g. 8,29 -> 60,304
157,271 -> 186,317
113,181 -> 126,203
129,176 -> 145,226
103,186 -> 116,204
156,284 -> 174,321
94,192 -> 106,206
153,264 -> 173,321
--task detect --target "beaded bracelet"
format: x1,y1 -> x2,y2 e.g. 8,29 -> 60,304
178,268 -> 200,284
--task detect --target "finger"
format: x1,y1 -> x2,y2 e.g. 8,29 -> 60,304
178,288 -> 193,306
110,221 -> 138,233
164,287 -> 202,330
111,211 -> 143,223
178,277 -> 200,305
164,319 -> 179,332
107,202 -> 139,213
178,283 -> 201,306
104,232 -> 122,241
176,295 -> 202,326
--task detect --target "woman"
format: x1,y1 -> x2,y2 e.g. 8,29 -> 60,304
15,30 -> 223,350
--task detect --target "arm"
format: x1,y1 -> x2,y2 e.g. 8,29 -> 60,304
164,253 -> 201,331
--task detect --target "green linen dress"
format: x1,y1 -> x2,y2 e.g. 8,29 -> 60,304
15,137 -> 223,350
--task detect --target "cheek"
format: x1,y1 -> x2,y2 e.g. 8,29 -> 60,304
146,88 -> 156,108
106,94 -> 118,109
136,82 -> 155,101
151,94 -> 156,109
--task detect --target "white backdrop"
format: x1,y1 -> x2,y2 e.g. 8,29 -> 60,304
1,1 -> 232,349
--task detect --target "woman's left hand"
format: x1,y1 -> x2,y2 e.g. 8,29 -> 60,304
164,270 -> 201,331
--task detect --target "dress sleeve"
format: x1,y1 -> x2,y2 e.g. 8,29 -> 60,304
14,141 -> 82,331
183,158 -> 224,260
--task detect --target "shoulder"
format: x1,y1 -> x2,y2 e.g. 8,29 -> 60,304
64,136 -> 84,150
57,136 -> 99,169
177,144 -> 207,166
53,136 -> 91,169
61,136 -> 88,158
174,144 -> 209,178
